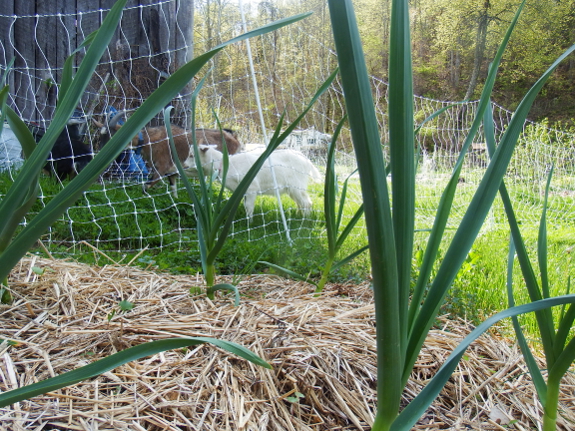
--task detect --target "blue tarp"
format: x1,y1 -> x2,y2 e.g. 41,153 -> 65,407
105,107 -> 149,181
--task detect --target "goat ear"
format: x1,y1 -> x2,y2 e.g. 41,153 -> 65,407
198,144 -> 210,152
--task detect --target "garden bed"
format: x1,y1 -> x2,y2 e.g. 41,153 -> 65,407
1,256 -> 574,430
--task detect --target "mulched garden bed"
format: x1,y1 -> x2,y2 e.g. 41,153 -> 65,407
1,256 -> 574,430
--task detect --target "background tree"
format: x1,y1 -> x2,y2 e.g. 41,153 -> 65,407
191,0 -> 574,126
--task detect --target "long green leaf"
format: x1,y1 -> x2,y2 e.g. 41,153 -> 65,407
557,275 -> 571,334
498,179 -> 556,362
0,84 -> 9,136
537,166 -> 557,357
328,1 -> 401,427
554,302 -> 575,360
1,108 -> 40,251
388,0 -> 414,349
406,2 -> 527,344
334,204 -> 364,251
407,2 -> 528,343
325,117 -> 364,254
0,92 -> 38,253
258,261 -> 318,287
483,99 -> 549,402
3,108 -> 41,215
0,337 -> 270,408
0,187 -> 38,256
331,245 -> 369,272
205,114 -> 231,248
325,118 -> 346,255
506,236 -> 548,404
484,60 -> 575,360
392,295 -> 575,431
164,97 -> 213,278
538,169 -> 551,299
59,30 -> 99,103
212,114 -> 231,215
548,335 -> 575,385
189,76 -> 214,274
5,107 -> 37,159
335,172 -> 354,240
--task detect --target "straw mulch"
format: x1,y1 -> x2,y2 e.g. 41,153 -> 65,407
1,256 -> 574,430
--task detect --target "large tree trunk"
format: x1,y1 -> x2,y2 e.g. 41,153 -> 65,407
175,0 -> 194,128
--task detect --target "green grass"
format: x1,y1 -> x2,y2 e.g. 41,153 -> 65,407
4,167 -> 575,338
412,170 -> 575,342
419,224 -> 575,347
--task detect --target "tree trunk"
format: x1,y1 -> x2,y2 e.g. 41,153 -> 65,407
175,0 -> 194,129
450,48 -> 461,89
464,0 -> 490,100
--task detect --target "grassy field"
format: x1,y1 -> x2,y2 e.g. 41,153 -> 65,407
3,167 -> 575,341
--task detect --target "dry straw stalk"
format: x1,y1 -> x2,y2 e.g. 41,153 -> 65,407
2,256 -> 574,430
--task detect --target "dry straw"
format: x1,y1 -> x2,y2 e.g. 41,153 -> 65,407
2,255 -> 574,430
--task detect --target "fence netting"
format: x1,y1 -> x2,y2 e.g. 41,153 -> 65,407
1,0 -> 574,257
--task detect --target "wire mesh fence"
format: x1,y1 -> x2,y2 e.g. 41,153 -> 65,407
1,0 -> 574,257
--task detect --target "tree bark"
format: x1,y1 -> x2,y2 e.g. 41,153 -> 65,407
464,0 -> 490,100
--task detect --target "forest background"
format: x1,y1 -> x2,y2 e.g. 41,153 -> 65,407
195,0 -> 575,127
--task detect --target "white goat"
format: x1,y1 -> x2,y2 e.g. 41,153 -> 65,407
198,146 -> 322,218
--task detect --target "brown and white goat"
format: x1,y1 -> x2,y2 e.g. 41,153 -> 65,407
94,112 -> 242,197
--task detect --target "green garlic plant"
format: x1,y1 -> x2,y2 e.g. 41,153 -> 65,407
327,0 -> 575,429
261,116 -> 368,294
483,85 -> 575,429
0,0 -> 309,408
504,169 -> 575,431
167,72 -> 337,302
